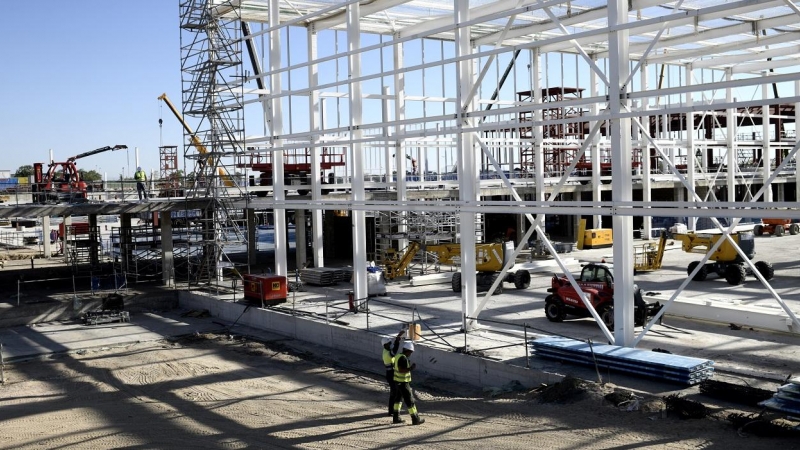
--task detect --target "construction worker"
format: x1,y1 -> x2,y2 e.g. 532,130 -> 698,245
392,341 -> 425,425
134,167 -> 148,201
381,330 -> 405,416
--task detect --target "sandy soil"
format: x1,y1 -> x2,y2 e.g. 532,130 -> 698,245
0,333 -> 797,450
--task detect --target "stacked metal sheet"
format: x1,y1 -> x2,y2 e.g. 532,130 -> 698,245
530,336 -> 715,385
299,267 -> 350,286
759,377 -> 800,415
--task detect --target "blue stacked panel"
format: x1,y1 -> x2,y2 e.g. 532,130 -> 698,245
530,336 -> 715,385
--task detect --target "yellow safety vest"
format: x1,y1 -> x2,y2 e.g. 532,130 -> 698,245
382,348 -> 395,370
134,170 -> 146,181
393,354 -> 411,383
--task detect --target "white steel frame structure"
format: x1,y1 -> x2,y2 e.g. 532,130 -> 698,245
186,0 -> 800,347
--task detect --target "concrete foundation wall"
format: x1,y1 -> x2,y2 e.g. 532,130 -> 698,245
178,291 -> 562,389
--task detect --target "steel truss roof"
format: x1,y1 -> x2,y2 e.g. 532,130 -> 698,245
233,0 -> 800,74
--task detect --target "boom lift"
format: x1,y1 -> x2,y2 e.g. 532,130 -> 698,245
754,218 -> 799,237
33,145 -> 127,204
157,93 -> 236,188
384,241 -> 531,294
633,231 -> 668,274
672,230 -> 773,285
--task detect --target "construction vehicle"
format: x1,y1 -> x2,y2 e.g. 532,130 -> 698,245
672,230 -> 773,285
633,232 -> 668,274
157,93 -> 237,188
754,218 -> 799,237
544,263 -> 663,329
384,241 -> 531,294
33,145 -> 127,204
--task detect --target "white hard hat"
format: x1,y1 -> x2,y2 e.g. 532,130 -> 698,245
137,166 -> 142,171
403,341 -> 415,352
381,336 -> 392,345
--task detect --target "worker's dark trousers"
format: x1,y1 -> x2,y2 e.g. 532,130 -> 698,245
136,182 -> 147,200
392,381 -> 418,415
385,370 -> 398,413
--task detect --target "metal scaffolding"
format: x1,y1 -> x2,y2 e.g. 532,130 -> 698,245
179,0 -> 248,286
182,0 -> 800,347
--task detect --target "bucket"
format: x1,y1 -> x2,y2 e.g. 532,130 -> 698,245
407,323 -> 422,341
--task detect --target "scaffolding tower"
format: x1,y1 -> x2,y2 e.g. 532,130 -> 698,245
179,0 -> 248,287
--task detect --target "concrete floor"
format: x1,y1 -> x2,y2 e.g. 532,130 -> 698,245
1,230 -> 798,398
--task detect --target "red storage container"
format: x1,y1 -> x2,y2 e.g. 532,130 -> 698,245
243,274 -> 287,305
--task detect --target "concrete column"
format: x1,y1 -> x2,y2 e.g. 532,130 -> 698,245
42,215 -> 51,258
762,72 -> 772,202
307,26 -> 325,269
686,65 -> 697,231
89,213 -> 99,267
160,211 -> 174,287
726,68 -> 737,204
394,34 -> 408,255
295,209 -> 307,269
640,66 -> 652,240
347,3 -> 368,307
456,1 -> 478,330
270,0 -> 288,277
532,49 -> 545,229
795,80 -> 800,202
120,213 -> 132,275
609,0 -> 635,345
62,215 -> 71,264
590,55 -> 601,228
246,208 -> 257,268
776,183 -> 785,202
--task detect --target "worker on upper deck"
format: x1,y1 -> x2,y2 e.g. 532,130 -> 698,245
134,167 -> 148,201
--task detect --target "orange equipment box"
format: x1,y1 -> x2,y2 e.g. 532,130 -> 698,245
243,274 -> 287,305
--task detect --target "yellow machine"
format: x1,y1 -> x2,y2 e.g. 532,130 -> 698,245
633,232 -> 668,274
672,230 -> 773,285
577,219 -> 612,249
384,241 -> 531,294
158,93 -> 236,188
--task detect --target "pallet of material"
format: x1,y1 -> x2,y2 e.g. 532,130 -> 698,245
759,377 -> 800,415
530,336 -> 715,385
300,267 -> 350,286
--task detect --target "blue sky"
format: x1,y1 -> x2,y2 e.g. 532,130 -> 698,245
0,1 -> 183,179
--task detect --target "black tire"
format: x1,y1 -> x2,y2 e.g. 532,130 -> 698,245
492,274 -> 504,295
775,225 -> 785,237
724,264 -> 746,285
754,225 -> 764,236
791,223 -> 800,235
599,305 -> 614,331
513,270 -> 531,289
688,261 -> 708,281
451,272 -> 462,293
544,295 -> 566,322
297,189 -> 309,196
754,260 -> 774,280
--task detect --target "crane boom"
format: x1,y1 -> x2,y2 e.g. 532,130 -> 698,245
157,93 -> 236,187
67,145 -> 127,162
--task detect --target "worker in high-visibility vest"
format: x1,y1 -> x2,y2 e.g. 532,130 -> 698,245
392,341 -> 425,425
381,330 -> 405,416
134,167 -> 148,201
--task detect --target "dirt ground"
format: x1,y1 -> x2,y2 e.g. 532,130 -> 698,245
1,333 -> 797,450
